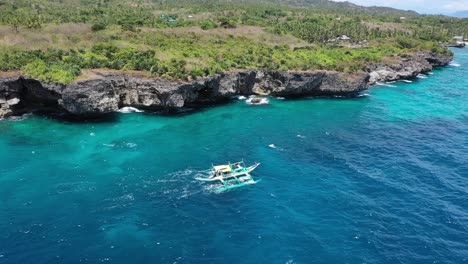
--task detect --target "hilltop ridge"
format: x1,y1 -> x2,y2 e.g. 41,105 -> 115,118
270,0 -> 418,16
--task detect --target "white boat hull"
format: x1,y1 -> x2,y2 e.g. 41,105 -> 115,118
195,164 -> 259,182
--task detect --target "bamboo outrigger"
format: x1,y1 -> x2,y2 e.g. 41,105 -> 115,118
196,161 -> 260,193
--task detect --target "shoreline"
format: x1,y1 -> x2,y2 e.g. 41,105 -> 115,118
0,51 -> 453,120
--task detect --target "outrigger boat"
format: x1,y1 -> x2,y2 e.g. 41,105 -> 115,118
196,161 -> 260,193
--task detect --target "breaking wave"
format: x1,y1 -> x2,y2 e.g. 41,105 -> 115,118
246,96 -> 269,105
118,107 -> 144,113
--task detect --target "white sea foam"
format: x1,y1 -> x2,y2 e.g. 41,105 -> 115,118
237,95 -> 247,100
297,134 -> 306,139
246,96 -> 269,105
169,169 -> 193,177
126,143 -> 137,148
55,182 -> 96,194
203,183 -> 223,194
375,82 -> 396,87
276,97 -> 285,100
417,74 -> 428,79
118,107 -> 144,113
5,113 -> 32,122
401,80 -> 413,83
450,62 -> 461,67
109,193 -> 135,202
268,144 -> 284,151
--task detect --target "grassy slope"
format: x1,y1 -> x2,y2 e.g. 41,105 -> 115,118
0,0 -> 463,83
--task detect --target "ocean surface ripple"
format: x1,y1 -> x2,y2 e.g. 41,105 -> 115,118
0,49 -> 467,264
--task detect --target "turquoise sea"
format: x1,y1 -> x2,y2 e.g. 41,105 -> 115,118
0,48 -> 467,264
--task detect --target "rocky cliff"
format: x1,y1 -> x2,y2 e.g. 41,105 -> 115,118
367,51 -> 453,84
0,51 -> 452,119
0,70 -> 369,118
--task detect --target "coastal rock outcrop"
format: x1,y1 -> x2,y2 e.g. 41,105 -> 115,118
368,52 -> 453,84
0,51 -> 453,119
0,70 -> 368,118
0,76 -> 23,118
60,79 -> 120,115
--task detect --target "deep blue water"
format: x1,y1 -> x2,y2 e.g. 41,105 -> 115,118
0,49 -> 467,264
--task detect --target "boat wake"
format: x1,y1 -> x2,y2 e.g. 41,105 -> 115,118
194,171 -> 212,180
55,181 -> 96,194
202,183 -> 225,194
148,169 -> 207,198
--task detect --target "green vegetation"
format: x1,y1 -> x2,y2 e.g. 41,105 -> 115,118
22,59 -> 80,84
0,0 -> 464,83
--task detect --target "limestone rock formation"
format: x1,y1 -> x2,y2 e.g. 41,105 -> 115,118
367,52 -> 453,84
0,51 -> 453,119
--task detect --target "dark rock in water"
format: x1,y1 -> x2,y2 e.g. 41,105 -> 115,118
250,98 -> 263,104
0,51 -> 453,119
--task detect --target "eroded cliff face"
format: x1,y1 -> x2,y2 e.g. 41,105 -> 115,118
0,75 -> 65,118
367,52 -> 453,84
0,76 -> 22,118
0,70 -> 369,118
0,51 -> 453,119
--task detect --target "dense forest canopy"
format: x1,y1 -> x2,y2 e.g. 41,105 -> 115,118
0,0 -> 465,83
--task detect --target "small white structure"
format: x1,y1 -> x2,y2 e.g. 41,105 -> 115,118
453,36 -> 465,44
337,35 -> 351,41
328,35 -> 352,43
